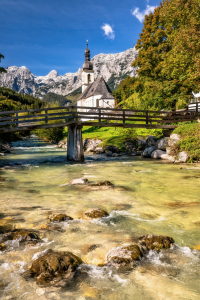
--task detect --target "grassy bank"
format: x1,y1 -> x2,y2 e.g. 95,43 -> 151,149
63,125 -> 163,148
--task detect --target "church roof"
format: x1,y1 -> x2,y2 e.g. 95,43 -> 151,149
77,77 -> 114,101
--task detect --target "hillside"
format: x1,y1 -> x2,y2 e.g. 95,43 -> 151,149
42,92 -> 71,106
0,48 -> 138,99
0,87 -> 46,111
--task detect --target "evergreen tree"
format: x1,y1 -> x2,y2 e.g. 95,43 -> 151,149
0,53 -> 6,74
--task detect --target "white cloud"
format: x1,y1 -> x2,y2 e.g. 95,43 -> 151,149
131,5 -> 157,23
101,23 -> 115,40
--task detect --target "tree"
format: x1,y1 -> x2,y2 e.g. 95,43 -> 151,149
0,53 -> 6,74
131,0 -> 200,110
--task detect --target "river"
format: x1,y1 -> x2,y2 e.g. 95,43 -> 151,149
0,135 -> 200,299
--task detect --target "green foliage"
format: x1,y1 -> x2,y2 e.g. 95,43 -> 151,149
115,0 -> 200,111
172,122 -> 200,162
42,92 -> 71,106
66,87 -> 82,105
0,87 -> 46,111
33,121 -> 64,143
0,53 -> 6,74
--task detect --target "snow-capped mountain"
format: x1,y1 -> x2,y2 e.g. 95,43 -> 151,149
0,47 -> 138,98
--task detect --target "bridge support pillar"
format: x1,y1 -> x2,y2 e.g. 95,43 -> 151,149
162,129 -> 173,137
67,124 -> 84,162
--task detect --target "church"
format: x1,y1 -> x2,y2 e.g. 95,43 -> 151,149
77,44 -> 115,110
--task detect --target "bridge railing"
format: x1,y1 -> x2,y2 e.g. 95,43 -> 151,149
0,105 -> 199,133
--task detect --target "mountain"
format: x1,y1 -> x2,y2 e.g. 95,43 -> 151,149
0,47 -> 138,99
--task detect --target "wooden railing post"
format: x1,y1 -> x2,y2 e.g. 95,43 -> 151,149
123,110 -> 125,124
45,109 -> 48,124
16,112 -> 18,127
99,108 -> 101,122
146,111 -> 148,125
196,102 -> 198,114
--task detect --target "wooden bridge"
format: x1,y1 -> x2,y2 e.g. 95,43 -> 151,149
0,104 -> 199,162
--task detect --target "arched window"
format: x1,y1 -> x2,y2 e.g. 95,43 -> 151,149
87,74 -> 91,84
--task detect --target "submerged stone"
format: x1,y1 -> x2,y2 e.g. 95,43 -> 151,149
29,249 -> 83,284
0,177 -> 5,181
83,208 -> 109,219
1,229 -> 40,244
106,244 -> 143,266
138,234 -> 174,252
68,178 -> 88,185
49,213 -> 73,222
89,180 -> 114,187
0,243 -> 6,251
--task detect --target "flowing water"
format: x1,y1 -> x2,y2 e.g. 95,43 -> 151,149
0,136 -> 200,300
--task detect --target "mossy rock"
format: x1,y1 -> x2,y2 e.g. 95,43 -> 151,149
106,244 -> 143,266
49,213 -> 73,222
30,249 -> 83,283
138,234 -> 174,252
83,208 -> 109,219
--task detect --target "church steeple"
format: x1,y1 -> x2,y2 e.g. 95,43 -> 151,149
82,41 -> 94,92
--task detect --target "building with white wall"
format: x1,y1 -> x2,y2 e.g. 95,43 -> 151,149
77,44 -> 115,111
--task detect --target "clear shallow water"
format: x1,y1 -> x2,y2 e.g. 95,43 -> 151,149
0,136 -> 200,299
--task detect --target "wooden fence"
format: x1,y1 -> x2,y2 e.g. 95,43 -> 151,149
0,105 -> 199,133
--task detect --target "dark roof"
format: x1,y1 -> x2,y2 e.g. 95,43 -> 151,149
77,77 -> 114,101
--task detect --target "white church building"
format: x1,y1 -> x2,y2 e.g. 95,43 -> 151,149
77,44 -> 115,110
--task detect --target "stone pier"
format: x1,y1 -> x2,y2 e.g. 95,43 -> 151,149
67,124 -> 84,162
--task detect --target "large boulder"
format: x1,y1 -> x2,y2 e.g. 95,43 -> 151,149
151,150 -> 166,159
82,208 -> 109,219
106,244 -> 143,266
49,213 -> 73,222
29,249 -> 83,283
138,234 -> 174,252
142,146 -> 157,157
156,137 -> 169,150
146,136 -> 157,147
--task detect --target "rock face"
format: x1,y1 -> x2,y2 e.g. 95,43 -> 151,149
30,249 -> 83,283
49,213 -> 73,222
138,234 -> 174,252
0,48 -> 138,98
83,208 -> 109,219
106,244 -> 143,266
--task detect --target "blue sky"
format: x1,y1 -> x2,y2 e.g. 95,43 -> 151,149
0,0 -> 161,76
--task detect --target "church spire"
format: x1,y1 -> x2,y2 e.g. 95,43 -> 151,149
85,40 -> 90,62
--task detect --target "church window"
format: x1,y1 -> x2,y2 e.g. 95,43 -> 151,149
88,74 -> 91,83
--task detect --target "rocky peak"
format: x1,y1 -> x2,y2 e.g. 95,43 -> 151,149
0,47 -> 139,98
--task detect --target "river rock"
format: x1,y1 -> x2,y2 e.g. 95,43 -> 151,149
0,153 -> 5,156
82,208 -> 109,219
138,234 -> 174,252
160,153 -> 175,162
0,243 -> 6,251
89,180 -> 114,187
105,145 -> 120,154
176,151 -> 189,163
146,136 -> 157,147
1,229 -> 40,244
83,139 -> 103,152
168,133 -> 180,147
49,213 -> 73,222
106,151 -> 113,156
142,146 -> 157,157
156,137 -> 168,150
94,147 -> 104,154
151,149 -> 166,159
0,177 -> 5,181
106,244 -> 143,266
29,249 -> 83,284
68,178 -> 88,185
57,139 -> 67,149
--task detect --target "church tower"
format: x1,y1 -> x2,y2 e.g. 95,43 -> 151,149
82,42 -> 94,92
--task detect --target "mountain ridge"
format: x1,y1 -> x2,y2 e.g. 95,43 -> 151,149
0,47 -> 138,99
